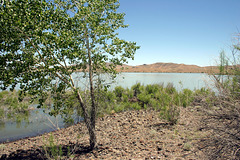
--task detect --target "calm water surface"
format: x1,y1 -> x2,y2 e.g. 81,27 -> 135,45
0,73 -> 214,143
114,73 -> 213,90
0,105 -> 83,143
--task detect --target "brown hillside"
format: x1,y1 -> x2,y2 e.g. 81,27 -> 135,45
117,62 -> 218,73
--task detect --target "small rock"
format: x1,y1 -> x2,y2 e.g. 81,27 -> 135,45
139,139 -> 144,143
0,154 -> 7,159
157,146 -> 162,151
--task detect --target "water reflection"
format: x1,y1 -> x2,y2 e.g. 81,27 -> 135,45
0,72 -> 214,143
0,121 -> 5,130
0,104 -> 83,143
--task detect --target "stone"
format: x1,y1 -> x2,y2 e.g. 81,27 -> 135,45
0,154 -> 7,159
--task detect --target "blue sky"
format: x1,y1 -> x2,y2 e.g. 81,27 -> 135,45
117,0 -> 240,66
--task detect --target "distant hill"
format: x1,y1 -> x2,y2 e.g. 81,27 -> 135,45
116,62 -> 218,73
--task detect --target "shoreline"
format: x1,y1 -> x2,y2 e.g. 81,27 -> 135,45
0,121 -> 82,145
0,107 -> 207,159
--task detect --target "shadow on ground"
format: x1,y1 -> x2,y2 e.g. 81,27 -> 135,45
0,142 -> 96,160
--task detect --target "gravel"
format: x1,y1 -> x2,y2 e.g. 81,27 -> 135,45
0,107 -> 207,160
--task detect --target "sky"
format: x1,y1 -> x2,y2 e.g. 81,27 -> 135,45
117,0 -> 240,67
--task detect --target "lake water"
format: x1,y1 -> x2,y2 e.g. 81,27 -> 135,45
114,72 -> 213,90
0,73 -> 214,143
0,105 -> 83,143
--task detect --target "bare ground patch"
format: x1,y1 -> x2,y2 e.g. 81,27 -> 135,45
0,107 -> 209,159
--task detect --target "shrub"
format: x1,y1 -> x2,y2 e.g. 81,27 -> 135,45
131,83 -> 142,96
159,105 -> 179,125
125,88 -> 134,99
159,92 -> 172,108
42,134 -> 66,160
165,83 -> 176,94
194,87 -> 213,96
137,92 -> 151,107
199,37 -> 240,159
0,91 -> 9,100
130,103 -> 141,110
0,108 -> 4,118
113,104 -> 125,113
145,84 -> 159,95
122,94 -> 129,103
0,90 -> 32,124
180,89 -> 194,107
183,143 -> 192,151
149,98 -> 159,110
5,96 -> 18,106
114,86 -> 125,99
106,91 -> 117,103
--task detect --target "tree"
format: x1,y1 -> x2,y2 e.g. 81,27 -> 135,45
0,0 -> 139,149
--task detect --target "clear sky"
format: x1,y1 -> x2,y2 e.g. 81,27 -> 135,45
117,0 -> 240,67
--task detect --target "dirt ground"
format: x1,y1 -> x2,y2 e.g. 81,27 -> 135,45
0,107 -> 208,160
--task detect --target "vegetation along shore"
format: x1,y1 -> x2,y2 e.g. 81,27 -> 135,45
1,0 -> 239,159
0,81 -> 240,159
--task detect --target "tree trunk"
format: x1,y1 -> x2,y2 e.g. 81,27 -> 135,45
76,90 -> 97,150
75,35 -> 97,150
86,36 -> 97,150
89,125 -> 97,149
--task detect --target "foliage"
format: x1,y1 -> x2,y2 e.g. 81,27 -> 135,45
179,89 -> 194,107
165,83 -> 176,94
159,104 -> 179,125
0,108 -> 4,118
137,92 -> 151,106
201,33 -> 240,159
183,142 -> 192,151
131,83 -> 142,96
114,86 -> 125,100
42,134 -> 70,160
0,0 -> 139,149
94,83 -> 199,124
130,102 -> 141,110
145,84 -> 160,95
0,90 -> 30,124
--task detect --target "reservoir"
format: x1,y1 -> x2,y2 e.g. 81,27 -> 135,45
0,73 -> 214,143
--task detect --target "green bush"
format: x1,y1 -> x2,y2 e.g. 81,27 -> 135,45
158,92 -> 172,107
165,83 -> 176,94
0,108 -> 4,118
130,103 -> 141,110
5,97 -> 18,106
145,84 -> 159,95
159,105 -> 179,125
66,84 -> 197,125
194,87 -> 213,97
0,90 -> 32,124
105,91 -> 116,103
114,86 -> 125,98
113,104 -> 125,113
0,91 -> 9,100
42,134 -> 66,160
137,92 -> 151,106
126,88 -> 134,99
99,103 -> 114,115
230,76 -> 240,98
131,83 -> 142,96
121,94 -> 128,102
180,89 -> 194,107
149,98 -> 159,110
113,86 -> 126,102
